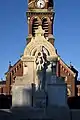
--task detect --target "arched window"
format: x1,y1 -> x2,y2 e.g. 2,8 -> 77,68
32,18 -> 39,37
17,66 -> 19,70
42,18 -> 48,37
19,64 -> 21,68
12,70 -> 14,75
48,0 -> 53,8
14,68 -> 16,73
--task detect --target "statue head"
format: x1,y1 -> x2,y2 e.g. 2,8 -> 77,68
35,25 -> 45,37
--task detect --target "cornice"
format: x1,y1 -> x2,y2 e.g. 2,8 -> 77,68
26,10 -> 55,16
59,58 -> 76,77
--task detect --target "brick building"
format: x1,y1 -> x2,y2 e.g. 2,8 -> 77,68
0,0 -> 79,97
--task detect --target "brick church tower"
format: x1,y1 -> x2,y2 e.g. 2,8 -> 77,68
0,0 -> 78,97
27,0 -> 55,45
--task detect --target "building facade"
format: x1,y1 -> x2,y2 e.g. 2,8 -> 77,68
0,0 -> 79,97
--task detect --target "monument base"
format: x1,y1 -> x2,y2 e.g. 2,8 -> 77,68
10,106 -> 70,120
47,75 -> 68,107
35,90 -> 47,108
12,85 -> 32,107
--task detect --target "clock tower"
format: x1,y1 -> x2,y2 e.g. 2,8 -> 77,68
26,0 -> 55,45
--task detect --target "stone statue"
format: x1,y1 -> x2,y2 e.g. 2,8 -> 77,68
35,26 -> 45,37
35,46 -> 47,71
35,46 -> 48,90
35,45 -> 57,91
36,52 -> 43,71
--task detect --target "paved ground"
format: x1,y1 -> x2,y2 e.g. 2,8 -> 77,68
1,109 -> 11,113
1,107 -> 80,120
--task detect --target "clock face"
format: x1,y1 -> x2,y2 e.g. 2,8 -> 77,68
36,0 -> 45,8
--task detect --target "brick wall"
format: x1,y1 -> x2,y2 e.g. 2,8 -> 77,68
6,60 -> 23,95
58,60 -> 76,97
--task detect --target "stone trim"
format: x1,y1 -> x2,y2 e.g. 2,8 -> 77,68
23,38 -> 57,58
59,58 -> 76,77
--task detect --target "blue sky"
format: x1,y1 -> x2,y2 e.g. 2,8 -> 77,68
0,0 -> 80,79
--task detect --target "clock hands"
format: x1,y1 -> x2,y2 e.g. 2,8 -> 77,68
36,0 -> 45,8
40,2 -> 43,8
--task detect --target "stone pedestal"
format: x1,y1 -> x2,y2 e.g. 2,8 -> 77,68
47,75 -> 68,107
35,90 -> 47,108
12,75 -> 36,108
12,85 -> 32,107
